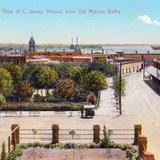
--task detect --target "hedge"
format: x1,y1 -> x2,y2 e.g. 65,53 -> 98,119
0,104 -> 83,111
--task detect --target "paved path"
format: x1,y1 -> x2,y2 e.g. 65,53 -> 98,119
96,77 -> 118,116
122,72 -> 160,159
95,88 -> 118,116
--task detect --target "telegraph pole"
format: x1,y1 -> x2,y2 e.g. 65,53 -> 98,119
119,62 -> 122,115
143,60 -> 145,80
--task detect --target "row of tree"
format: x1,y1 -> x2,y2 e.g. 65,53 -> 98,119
0,61 -> 115,102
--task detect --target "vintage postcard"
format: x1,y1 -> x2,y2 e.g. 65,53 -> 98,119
0,0 -> 160,159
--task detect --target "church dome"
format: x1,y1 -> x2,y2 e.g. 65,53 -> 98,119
28,35 -> 36,52
29,36 -> 35,44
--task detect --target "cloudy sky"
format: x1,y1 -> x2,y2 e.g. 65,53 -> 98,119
0,0 -> 160,44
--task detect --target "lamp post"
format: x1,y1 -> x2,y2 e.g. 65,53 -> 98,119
69,130 -> 76,160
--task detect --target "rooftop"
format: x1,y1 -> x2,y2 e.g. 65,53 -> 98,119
147,66 -> 160,80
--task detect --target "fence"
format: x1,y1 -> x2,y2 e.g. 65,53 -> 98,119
1,124 -> 155,160
19,125 -> 134,145
0,125 -> 134,147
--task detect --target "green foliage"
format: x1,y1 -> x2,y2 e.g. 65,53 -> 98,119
33,94 -> 65,102
55,79 -> 79,100
0,94 -> 6,103
0,62 -> 113,102
21,64 -> 36,82
113,76 -> 126,96
68,66 -> 86,84
2,62 -> 23,85
33,94 -> 44,102
80,70 -> 108,94
44,96 -> 65,102
30,66 -> 58,89
0,68 -> 13,96
87,61 -> 116,76
0,104 -> 83,111
75,91 -> 90,102
7,146 -> 22,160
16,81 -> 35,102
37,66 -> 58,88
100,129 -> 113,148
53,63 -> 72,79
100,137 -> 138,159
1,142 -> 7,160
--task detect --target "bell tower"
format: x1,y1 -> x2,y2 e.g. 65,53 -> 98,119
74,37 -> 81,53
28,33 -> 36,52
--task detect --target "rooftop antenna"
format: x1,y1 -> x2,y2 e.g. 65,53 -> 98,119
70,37 -> 75,49
76,37 -> 78,45
71,37 -> 74,45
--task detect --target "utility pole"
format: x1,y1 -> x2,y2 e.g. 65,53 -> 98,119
143,60 -> 145,80
119,62 -> 122,115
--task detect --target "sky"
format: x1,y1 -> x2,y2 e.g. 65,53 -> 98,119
0,0 -> 160,44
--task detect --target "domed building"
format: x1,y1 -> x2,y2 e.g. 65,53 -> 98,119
28,35 -> 36,52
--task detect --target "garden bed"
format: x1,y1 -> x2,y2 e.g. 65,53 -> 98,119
18,148 -> 130,160
6,143 -> 138,160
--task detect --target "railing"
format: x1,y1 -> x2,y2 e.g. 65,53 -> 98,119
20,129 -> 52,143
19,127 -> 134,144
100,128 -> 134,144
59,129 -> 93,144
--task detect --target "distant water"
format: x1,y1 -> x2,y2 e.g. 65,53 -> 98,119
37,45 -> 160,54
102,44 -> 160,54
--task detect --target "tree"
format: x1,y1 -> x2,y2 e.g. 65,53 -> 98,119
53,63 -> 72,79
113,76 -> 126,96
55,79 -> 79,100
87,61 -> 116,76
37,66 -> 58,88
31,66 -> 58,91
80,70 -> 108,94
0,68 -> 13,96
68,66 -> 86,84
16,81 -> 35,101
2,62 -> 23,85
22,64 -> 36,82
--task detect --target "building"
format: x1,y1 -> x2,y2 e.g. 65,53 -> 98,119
0,56 -> 26,64
146,59 -> 160,93
121,61 -> 143,75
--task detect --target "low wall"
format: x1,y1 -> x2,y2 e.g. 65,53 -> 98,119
134,124 -> 155,160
